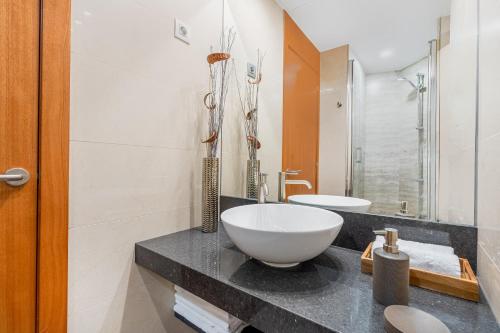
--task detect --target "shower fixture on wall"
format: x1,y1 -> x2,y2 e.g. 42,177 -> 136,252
415,72 -> 426,219
397,75 -> 427,101
397,76 -> 418,89
397,73 -> 428,218
395,72 -> 429,219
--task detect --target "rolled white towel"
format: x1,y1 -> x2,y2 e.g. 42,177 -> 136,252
371,236 -> 462,277
174,302 -> 227,333
176,294 -> 231,332
372,236 -> 455,255
175,286 -> 232,325
174,286 -> 244,333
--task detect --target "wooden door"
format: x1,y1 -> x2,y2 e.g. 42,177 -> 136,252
0,1 -> 40,332
283,12 -> 320,197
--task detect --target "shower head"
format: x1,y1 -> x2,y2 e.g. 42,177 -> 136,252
397,77 -> 418,90
397,75 -> 427,101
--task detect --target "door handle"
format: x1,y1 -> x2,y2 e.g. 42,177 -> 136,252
0,168 -> 31,187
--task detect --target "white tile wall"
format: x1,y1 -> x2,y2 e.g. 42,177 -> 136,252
70,142 -> 202,228
438,0 -> 477,226
477,0 -> 500,322
69,0 -> 226,331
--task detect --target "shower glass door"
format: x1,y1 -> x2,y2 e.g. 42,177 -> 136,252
351,42 -> 438,220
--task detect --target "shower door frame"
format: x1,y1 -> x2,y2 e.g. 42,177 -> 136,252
345,60 -> 354,197
346,42 -> 439,221
427,39 -> 439,221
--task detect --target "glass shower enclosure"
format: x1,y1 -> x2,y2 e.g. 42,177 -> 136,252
349,40 -> 438,220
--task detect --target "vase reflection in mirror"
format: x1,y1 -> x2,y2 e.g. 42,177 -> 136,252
235,50 -> 264,200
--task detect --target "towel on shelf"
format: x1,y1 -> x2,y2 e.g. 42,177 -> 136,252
174,301 -> 227,333
174,286 -> 245,333
371,236 -> 462,277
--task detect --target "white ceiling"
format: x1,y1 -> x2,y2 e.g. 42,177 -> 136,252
276,0 -> 451,73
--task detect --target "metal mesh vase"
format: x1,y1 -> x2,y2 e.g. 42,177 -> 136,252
246,159 -> 260,199
202,157 -> 219,233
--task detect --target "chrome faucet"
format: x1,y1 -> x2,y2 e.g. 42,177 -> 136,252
278,170 -> 312,202
257,173 -> 269,204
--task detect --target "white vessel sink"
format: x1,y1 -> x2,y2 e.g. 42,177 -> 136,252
288,195 -> 371,213
221,204 -> 343,268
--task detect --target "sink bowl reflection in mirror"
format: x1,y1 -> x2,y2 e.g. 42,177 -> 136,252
288,195 -> 372,213
220,204 -> 343,268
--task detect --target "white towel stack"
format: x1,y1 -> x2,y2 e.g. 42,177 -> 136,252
174,286 -> 245,333
371,236 -> 462,277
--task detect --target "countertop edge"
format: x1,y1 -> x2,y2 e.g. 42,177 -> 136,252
134,243 -> 340,333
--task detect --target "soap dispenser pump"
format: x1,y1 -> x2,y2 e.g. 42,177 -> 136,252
372,228 -> 409,306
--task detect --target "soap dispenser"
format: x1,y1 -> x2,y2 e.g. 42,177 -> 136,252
372,228 -> 409,306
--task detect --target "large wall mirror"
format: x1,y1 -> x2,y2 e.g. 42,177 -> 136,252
220,0 -> 477,226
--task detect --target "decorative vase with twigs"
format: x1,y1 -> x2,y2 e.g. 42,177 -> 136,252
235,51 -> 264,199
201,28 -> 235,233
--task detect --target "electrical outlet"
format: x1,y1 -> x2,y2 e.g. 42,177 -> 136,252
174,19 -> 190,44
247,63 -> 257,79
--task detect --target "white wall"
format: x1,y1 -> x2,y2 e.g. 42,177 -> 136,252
70,0 -> 284,331
221,0 -> 284,201
318,45 -> 349,195
477,0 -> 500,322
222,5 -> 368,201
69,0 -> 225,332
438,0 -> 478,225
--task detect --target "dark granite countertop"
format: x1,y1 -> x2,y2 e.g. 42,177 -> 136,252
135,227 -> 499,333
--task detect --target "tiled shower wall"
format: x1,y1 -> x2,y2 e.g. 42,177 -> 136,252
359,58 -> 428,216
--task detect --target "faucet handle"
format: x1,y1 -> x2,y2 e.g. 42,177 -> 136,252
257,173 -> 269,203
258,172 -> 268,183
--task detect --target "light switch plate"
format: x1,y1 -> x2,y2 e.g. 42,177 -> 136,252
247,63 -> 257,79
174,18 -> 190,44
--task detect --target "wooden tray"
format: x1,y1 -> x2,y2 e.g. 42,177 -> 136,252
361,242 -> 479,302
